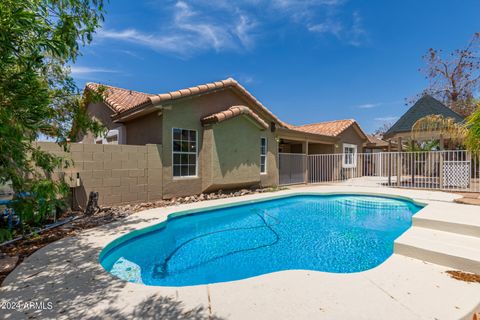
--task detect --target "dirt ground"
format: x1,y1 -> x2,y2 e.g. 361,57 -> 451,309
453,192 -> 480,205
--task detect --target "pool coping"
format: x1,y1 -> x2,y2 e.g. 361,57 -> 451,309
1,185 -> 479,320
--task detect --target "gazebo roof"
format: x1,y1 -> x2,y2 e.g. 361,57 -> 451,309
384,95 -> 464,139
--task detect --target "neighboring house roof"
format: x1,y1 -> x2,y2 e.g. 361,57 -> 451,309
384,95 -> 464,139
86,78 -> 287,127
289,119 -> 368,140
201,106 -> 268,129
365,135 -> 389,148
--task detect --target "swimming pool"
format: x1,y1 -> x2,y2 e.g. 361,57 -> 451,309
100,194 -> 423,286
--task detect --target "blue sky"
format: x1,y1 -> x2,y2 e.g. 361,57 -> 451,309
72,0 -> 480,133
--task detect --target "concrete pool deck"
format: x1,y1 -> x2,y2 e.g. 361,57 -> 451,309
1,186 -> 479,320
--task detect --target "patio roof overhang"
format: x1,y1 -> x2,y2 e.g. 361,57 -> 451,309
276,127 -> 338,144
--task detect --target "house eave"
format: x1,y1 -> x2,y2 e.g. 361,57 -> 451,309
277,127 -> 338,144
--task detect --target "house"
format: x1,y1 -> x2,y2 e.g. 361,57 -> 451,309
364,135 -> 390,153
383,95 -> 464,149
83,78 -> 368,198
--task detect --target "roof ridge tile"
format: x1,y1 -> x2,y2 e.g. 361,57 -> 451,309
201,105 -> 268,129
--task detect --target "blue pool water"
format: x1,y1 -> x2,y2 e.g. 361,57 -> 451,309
100,194 -> 422,286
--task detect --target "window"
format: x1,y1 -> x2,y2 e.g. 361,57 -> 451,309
260,137 -> 267,174
94,127 -> 124,144
172,128 -> 197,177
342,144 -> 357,168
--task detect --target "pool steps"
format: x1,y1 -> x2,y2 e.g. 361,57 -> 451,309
412,202 -> 480,237
394,203 -> 480,274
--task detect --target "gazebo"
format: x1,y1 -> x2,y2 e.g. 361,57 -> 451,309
383,95 -> 464,151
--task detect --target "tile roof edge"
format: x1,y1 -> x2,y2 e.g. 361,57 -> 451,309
84,82 -> 119,113
201,105 -> 268,129
110,78 -> 288,127
295,119 -> 355,128
85,82 -> 154,115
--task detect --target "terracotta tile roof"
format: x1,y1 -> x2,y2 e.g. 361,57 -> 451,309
86,79 -> 368,141
201,106 -> 268,129
87,78 -> 287,127
366,135 -> 389,147
86,83 -> 154,114
292,119 -> 357,137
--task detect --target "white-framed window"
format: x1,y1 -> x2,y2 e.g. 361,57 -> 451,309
342,143 -> 357,168
172,128 -> 197,177
260,137 -> 267,174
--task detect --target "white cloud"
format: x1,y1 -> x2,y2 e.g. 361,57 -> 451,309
70,66 -> 119,75
97,1 -> 256,56
347,11 -> 368,46
96,0 -> 367,57
238,74 -> 255,84
235,14 -> 256,49
117,50 -> 143,59
272,0 -> 344,12
356,100 -> 402,109
374,116 -> 399,122
308,11 -> 368,46
357,102 -> 381,109
96,29 -> 188,54
308,21 -> 343,37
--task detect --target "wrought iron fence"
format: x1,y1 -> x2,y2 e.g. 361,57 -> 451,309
279,150 -> 480,192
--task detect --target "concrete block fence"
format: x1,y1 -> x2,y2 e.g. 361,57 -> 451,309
36,142 -> 163,207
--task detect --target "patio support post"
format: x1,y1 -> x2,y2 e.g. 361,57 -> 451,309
388,140 -> 392,185
397,137 -> 402,187
303,141 -> 308,184
439,134 -> 444,189
411,139 -> 415,186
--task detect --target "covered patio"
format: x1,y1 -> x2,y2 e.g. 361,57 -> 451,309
276,127 -> 338,185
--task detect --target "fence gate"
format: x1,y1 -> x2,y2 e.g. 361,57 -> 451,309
279,153 -> 306,185
443,151 -> 471,188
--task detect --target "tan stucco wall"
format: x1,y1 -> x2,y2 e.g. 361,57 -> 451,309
36,142 -> 163,207
332,127 -> 366,178
308,143 -> 334,154
335,126 -> 366,153
125,114 -> 163,145
87,102 -> 118,130
260,130 -> 279,187
80,102 -> 120,143
202,116 -> 267,191
160,89 -> 279,198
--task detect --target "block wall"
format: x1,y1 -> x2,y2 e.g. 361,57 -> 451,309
36,142 -> 163,207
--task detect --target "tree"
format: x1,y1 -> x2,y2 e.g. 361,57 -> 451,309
0,0 -> 105,236
465,104 -> 480,152
419,33 -> 480,117
372,122 -> 394,138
